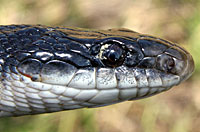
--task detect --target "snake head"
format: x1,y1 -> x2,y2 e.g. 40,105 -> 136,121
0,26 -> 194,117
89,35 -> 194,100
16,32 -> 194,103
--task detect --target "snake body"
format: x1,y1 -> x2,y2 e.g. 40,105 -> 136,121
0,25 -> 194,117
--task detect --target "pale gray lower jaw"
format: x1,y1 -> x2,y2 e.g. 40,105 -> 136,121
0,66 -> 180,117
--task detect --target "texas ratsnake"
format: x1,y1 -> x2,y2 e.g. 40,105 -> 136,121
0,25 -> 194,117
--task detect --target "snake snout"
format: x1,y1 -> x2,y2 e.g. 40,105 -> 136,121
179,52 -> 194,82
162,45 -> 195,83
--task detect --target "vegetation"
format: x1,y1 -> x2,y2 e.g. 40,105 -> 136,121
0,0 -> 199,132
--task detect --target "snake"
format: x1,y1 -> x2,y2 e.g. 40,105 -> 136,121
0,25 -> 194,117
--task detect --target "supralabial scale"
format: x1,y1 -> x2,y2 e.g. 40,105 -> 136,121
0,25 -> 194,117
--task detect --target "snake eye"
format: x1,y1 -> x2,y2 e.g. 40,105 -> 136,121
101,43 -> 125,67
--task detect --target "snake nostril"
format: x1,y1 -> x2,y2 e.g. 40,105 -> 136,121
166,57 -> 175,71
156,54 -> 178,74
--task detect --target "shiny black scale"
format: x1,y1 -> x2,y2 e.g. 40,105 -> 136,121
0,26 -> 93,70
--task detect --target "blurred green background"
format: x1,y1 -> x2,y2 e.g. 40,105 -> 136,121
0,0 -> 199,132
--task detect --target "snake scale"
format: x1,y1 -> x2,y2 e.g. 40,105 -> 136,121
0,25 -> 194,117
